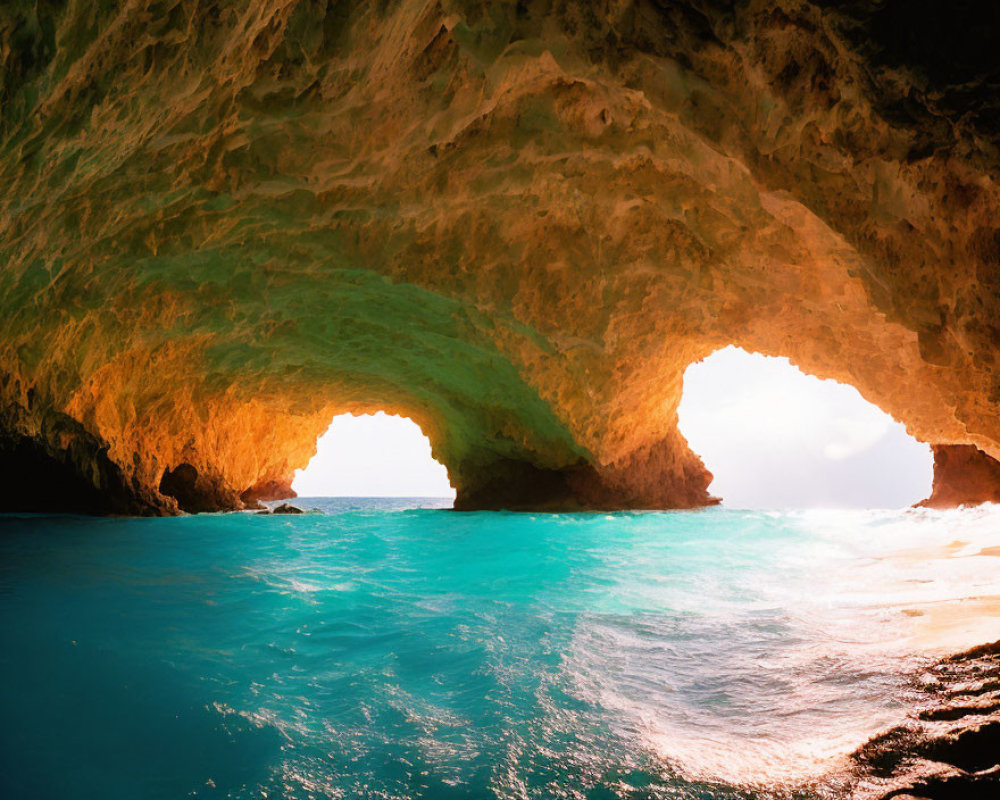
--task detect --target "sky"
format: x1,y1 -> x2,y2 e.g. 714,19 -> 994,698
291,412 -> 455,498
677,346 -> 933,509
294,348 -> 932,507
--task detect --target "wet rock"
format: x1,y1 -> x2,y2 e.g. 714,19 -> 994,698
842,641 -> 1000,799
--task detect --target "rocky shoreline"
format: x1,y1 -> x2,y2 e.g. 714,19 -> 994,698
822,641 -> 1000,799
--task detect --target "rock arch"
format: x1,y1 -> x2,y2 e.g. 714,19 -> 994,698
0,1 -> 998,512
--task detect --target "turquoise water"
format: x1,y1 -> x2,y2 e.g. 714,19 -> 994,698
2,501 -> 1000,800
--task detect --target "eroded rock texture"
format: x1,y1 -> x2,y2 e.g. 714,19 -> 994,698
920,446 -> 1000,510
1,0 -> 999,512
839,641 -> 1000,799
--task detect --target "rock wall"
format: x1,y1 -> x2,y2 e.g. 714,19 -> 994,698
920,446 -> 1000,510
0,0 -> 998,512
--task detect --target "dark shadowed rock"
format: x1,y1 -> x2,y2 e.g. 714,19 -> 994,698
837,641 -> 1000,798
271,504 -> 304,515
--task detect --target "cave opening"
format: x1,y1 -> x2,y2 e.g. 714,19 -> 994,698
159,462 -> 233,514
291,412 -> 455,503
677,346 -> 934,509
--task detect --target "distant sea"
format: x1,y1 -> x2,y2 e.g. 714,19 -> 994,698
2,500 -> 999,799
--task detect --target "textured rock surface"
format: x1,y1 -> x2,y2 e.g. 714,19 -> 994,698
1,0 -> 999,512
836,641 -> 1000,799
920,446 -> 1000,510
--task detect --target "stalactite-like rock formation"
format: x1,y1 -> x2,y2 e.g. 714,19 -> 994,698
0,0 -> 998,512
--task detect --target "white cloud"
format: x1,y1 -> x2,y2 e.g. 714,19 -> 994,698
823,414 -> 892,461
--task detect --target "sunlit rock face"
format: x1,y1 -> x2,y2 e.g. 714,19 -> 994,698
0,0 -> 998,512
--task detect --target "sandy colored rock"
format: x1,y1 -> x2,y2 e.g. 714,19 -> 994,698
0,1 -> 999,512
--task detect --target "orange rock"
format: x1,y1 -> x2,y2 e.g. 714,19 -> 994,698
919,446 -> 1000,510
0,2 -> 997,511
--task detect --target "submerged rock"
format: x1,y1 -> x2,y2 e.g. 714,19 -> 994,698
271,504 -> 304,515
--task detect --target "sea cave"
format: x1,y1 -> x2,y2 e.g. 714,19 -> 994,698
2,2 -> 1000,798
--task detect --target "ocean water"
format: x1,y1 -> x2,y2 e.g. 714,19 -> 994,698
2,501 -> 1000,800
